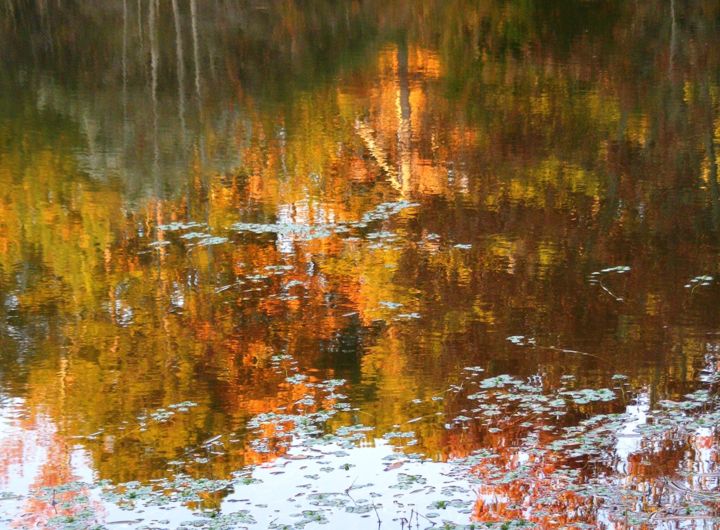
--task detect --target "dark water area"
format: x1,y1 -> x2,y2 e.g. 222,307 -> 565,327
1,1 -> 720,528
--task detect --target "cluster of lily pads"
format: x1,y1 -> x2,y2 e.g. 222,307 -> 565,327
150,200 -> 482,264
587,265 -> 631,302
435,368 -> 720,527
153,201 -> 419,251
10,349 -> 720,529
685,274 -> 715,289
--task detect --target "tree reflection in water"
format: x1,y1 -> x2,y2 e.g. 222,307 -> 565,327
0,1 -> 719,528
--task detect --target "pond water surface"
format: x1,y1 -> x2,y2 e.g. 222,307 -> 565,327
1,2 -> 720,529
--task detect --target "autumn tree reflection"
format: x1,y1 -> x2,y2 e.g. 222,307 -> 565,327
0,0 -> 720,526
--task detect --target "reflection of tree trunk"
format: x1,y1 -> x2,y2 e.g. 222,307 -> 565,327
190,0 -> 201,101
354,41 -> 412,194
669,0 -> 677,75
5,0 -> 14,20
172,0 -> 186,139
149,0 -> 159,180
697,81 -> 720,229
122,0 -> 128,122
37,0 -> 53,53
588,111 -> 626,255
606,121 -> 626,224
122,0 -> 129,171
355,119 -> 397,182
702,83 -> 720,230
137,0 -> 143,56
396,39 -> 411,196
707,138 -> 720,231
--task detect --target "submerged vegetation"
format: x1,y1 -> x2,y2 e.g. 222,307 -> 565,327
1,0 -> 720,528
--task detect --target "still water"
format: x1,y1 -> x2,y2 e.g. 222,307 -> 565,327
1,1 -> 720,528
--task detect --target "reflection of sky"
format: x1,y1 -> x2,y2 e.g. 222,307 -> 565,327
615,389 -> 649,468
222,439 -> 478,529
276,203 -> 296,255
0,404 -> 57,524
0,396 -> 479,528
3,387 -> 720,528
0,397 -> 40,493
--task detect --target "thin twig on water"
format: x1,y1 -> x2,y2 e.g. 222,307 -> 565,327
414,510 -> 436,527
344,476 -> 358,495
538,345 -> 611,365
370,500 -> 382,525
597,279 -> 625,302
